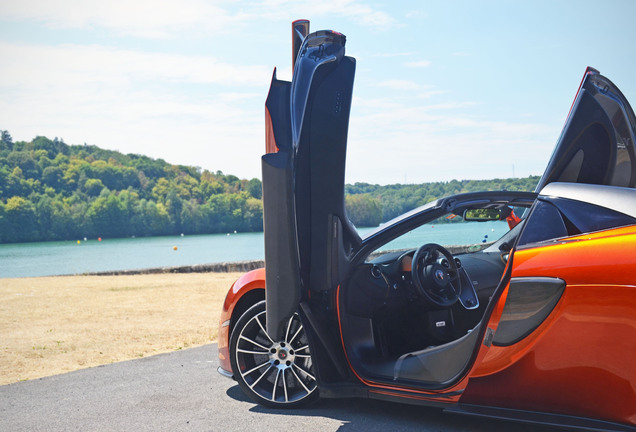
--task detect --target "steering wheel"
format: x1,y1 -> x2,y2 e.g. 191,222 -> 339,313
411,243 -> 461,308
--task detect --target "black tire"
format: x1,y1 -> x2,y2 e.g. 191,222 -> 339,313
229,301 -> 318,408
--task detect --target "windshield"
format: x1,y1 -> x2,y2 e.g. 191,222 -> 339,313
362,210 -> 522,264
381,216 -> 508,250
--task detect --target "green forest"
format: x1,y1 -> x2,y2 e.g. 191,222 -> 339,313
0,130 -> 539,244
344,176 -> 540,227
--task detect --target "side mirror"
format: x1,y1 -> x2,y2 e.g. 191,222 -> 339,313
463,208 -> 502,221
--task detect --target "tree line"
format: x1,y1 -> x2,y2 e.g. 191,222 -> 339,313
0,130 -> 539,243
0,132 -> 263,243
344,176 -> 540,227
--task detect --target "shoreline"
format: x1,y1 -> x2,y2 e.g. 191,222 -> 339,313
85,259 -> 264,276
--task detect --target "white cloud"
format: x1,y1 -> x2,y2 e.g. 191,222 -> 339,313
416,90 -> 446,99
1,0 -> 398,39
0,40 -> 271,178
404,60 -> 431,68
405,10 -> 427,19
252,0 -> 397,29
345,94 -> 558,184
375,79 -> 426,91
0,42 -> 271,88
370,80 -> 445,99
1,0 -> 242,39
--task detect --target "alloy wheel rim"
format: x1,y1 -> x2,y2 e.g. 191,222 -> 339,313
235,310 -> 316,404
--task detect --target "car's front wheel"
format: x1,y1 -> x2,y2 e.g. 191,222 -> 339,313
229,301 -> 318,407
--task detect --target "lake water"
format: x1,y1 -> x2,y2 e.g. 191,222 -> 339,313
0,221 -> 508,278
0,232 -> 266,278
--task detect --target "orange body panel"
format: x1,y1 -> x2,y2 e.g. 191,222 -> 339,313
217,268 -> 266,373
265,105 -> 278,154
462,226 -> 636,425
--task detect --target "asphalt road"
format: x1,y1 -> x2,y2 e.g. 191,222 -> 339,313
1,344 -> 560,432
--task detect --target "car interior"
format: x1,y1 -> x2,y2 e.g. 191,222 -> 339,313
338,208 -> 529,388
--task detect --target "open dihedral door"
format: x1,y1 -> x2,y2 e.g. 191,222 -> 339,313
536,67 -> 636,191
262,22 -> 359,338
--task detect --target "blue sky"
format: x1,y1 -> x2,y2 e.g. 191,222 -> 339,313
1,0 -> 635,184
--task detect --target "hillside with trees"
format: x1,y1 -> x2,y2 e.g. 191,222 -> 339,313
0,130 -> 539,243
0,132 -> 263,243
344,176 -> 540,226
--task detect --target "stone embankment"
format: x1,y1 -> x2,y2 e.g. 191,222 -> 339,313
90,260 -> 264,276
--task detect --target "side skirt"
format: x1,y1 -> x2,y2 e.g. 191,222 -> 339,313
317,386 -> 636,431
318,381 -> 461,410
445,403 -> 636,432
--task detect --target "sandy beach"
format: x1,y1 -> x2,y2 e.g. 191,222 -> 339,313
0,272 -> 243,385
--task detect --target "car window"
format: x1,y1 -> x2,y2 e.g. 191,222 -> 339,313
552,197 -> 636,234
518,197 -> 636,247
517,200 -> 568,246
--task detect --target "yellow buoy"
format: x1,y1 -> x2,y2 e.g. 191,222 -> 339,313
77,240 -> 81,244
173,246 -> 178,251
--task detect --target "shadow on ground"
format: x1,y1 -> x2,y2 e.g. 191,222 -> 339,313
226,383 -> 562,432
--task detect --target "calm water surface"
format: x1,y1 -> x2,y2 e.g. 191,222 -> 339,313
1,221 -> 508,278
0,232 -> 265,278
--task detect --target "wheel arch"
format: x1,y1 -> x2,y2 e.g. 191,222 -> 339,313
230,288 -> 265,336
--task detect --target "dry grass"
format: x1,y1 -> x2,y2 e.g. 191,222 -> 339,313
0,272 -> 242,385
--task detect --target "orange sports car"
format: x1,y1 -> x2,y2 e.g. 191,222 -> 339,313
218,20 -> 636,431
